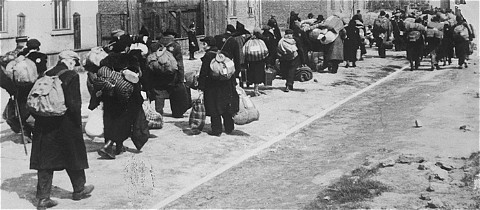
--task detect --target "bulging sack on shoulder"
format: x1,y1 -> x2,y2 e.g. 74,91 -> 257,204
147,48 -> 178,75
234,87 -> 259,125
27,70 -> 68,117
96,66 -> 134,102
4,55 -> 38,85
243,38 -> 269,62
210,53 -> 235,80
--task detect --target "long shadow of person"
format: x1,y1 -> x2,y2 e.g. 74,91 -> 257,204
0,172 -> 72,208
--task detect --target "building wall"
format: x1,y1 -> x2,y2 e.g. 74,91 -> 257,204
227,0 -> 261,32
0,0 -> 98,55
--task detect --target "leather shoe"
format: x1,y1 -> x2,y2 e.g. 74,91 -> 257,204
98,141 -> 115,159
72,185 -> 94,201
37,198 -> 58,209
207,131 -> 221,137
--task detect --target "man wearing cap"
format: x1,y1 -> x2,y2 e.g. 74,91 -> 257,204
187,24 -> 200,60
30,50 -> 93,209
155,28 -> 190,118
198,36 -> 239,136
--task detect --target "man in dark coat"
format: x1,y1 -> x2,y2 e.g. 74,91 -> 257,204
221,22 -> 251,87
31,50 -> 94,209
14,38 -> 48,140
153,28 -> 190,118
198,36 -> 239,136
187,24 -> 200,60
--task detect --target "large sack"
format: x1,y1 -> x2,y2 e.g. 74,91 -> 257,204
85,47 -> 108,67
233,87 -> 259,125
324,15 -> 345,33
453,24 -> 470,42
96,66 -> 134,102
147,47 -> 178,75
26,70 -> 68,117
85,103 -> 104,137
4,55 -> 38,86
318,30 -> 339,45
243,38 -> 269,62
143,101 -> 163,129
277,38 -> 298,60
295,66 -> 313,82
209,53 -> 235,80
405,22 -> 426,32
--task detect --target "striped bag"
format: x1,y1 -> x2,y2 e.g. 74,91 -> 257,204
243,38 -> 269,62
143,101 -> 163,129
96,66 -> 134,102
189,94 -> 206,131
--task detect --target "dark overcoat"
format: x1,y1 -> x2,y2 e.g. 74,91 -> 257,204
324,31 -> 344,62
30,62 -> 88,170
99,53 -> 143,144
188,30 -> 200,52
197,47 -> 239,117
344,23 -> 361,62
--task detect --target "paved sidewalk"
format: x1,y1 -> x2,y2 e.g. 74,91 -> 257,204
1,48 -> 411,209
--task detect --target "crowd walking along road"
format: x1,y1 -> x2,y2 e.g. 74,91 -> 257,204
0,4 -> 478,209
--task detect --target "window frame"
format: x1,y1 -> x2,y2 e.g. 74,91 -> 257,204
52,0 -> 71,31
0,0 -> 6,32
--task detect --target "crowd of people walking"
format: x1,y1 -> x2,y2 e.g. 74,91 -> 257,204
0,6 -> 476,209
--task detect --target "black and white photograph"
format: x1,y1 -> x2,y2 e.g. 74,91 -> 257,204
0,0 -> 478,209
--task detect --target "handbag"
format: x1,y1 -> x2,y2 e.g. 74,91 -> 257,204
85,103 -> 104,137
131,107 -> 150,151
233,87 -> 259,125
2,98 -> 21,133
143,101 -> 163,129
189,93 -> 206,131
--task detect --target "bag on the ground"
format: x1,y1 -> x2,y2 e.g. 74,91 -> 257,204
26,70 -> 68,117
143,101 -> 163,129
4,55 -> 38,86
96,66 -> 134,102
209,52 -> 235,80
382,40 -> 394,49
243,38 -> 269,62
264,67 -> 276,86
234,87 -> 259,125
2,98 -> 21,133
147,47 -> 178,75
295,65 -> 313,82
277,38 -> 298,60
453,24 -> 470,42
408,30 -> 422,42
189,94 -> 206,131
85,103 -> 104,137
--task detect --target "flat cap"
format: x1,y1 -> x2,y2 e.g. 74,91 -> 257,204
199,36 -> 216,47
59,50 -> 80,60
27,39 -> 41,49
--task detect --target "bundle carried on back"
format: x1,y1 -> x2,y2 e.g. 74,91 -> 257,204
4,55 -> 38,86
95,66 -> 134,102
277,37 -> 298,60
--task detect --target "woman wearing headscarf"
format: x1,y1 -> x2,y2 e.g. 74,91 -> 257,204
245,27 -> 268,96
344,18 -> 362,68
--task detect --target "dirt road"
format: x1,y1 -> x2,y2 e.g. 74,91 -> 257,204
1,49 -> 478,209
165,57 -> 479,208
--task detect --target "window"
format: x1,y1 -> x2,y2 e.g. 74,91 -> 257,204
228,0 -> 237,17
247,0 -> 254,17
53,0 -> 70,30
0,0 -> 5,32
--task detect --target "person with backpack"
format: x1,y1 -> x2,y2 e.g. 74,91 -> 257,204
221,22 -> 252,88
214,24 -> 236,50
277,29 -> 304,92
152,28 -> 190,118
452,15 -> 472,69
4,38 -> 48,140
96,34 -> 145,159
29,50 -> 94,208
373,11 -> 393,58
425,15 -> 445,70
197,36 -> 239,136
405,17 -> 426,70
244,27 -> 269,96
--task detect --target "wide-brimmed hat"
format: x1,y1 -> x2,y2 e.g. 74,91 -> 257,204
199,36 -> 216,47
